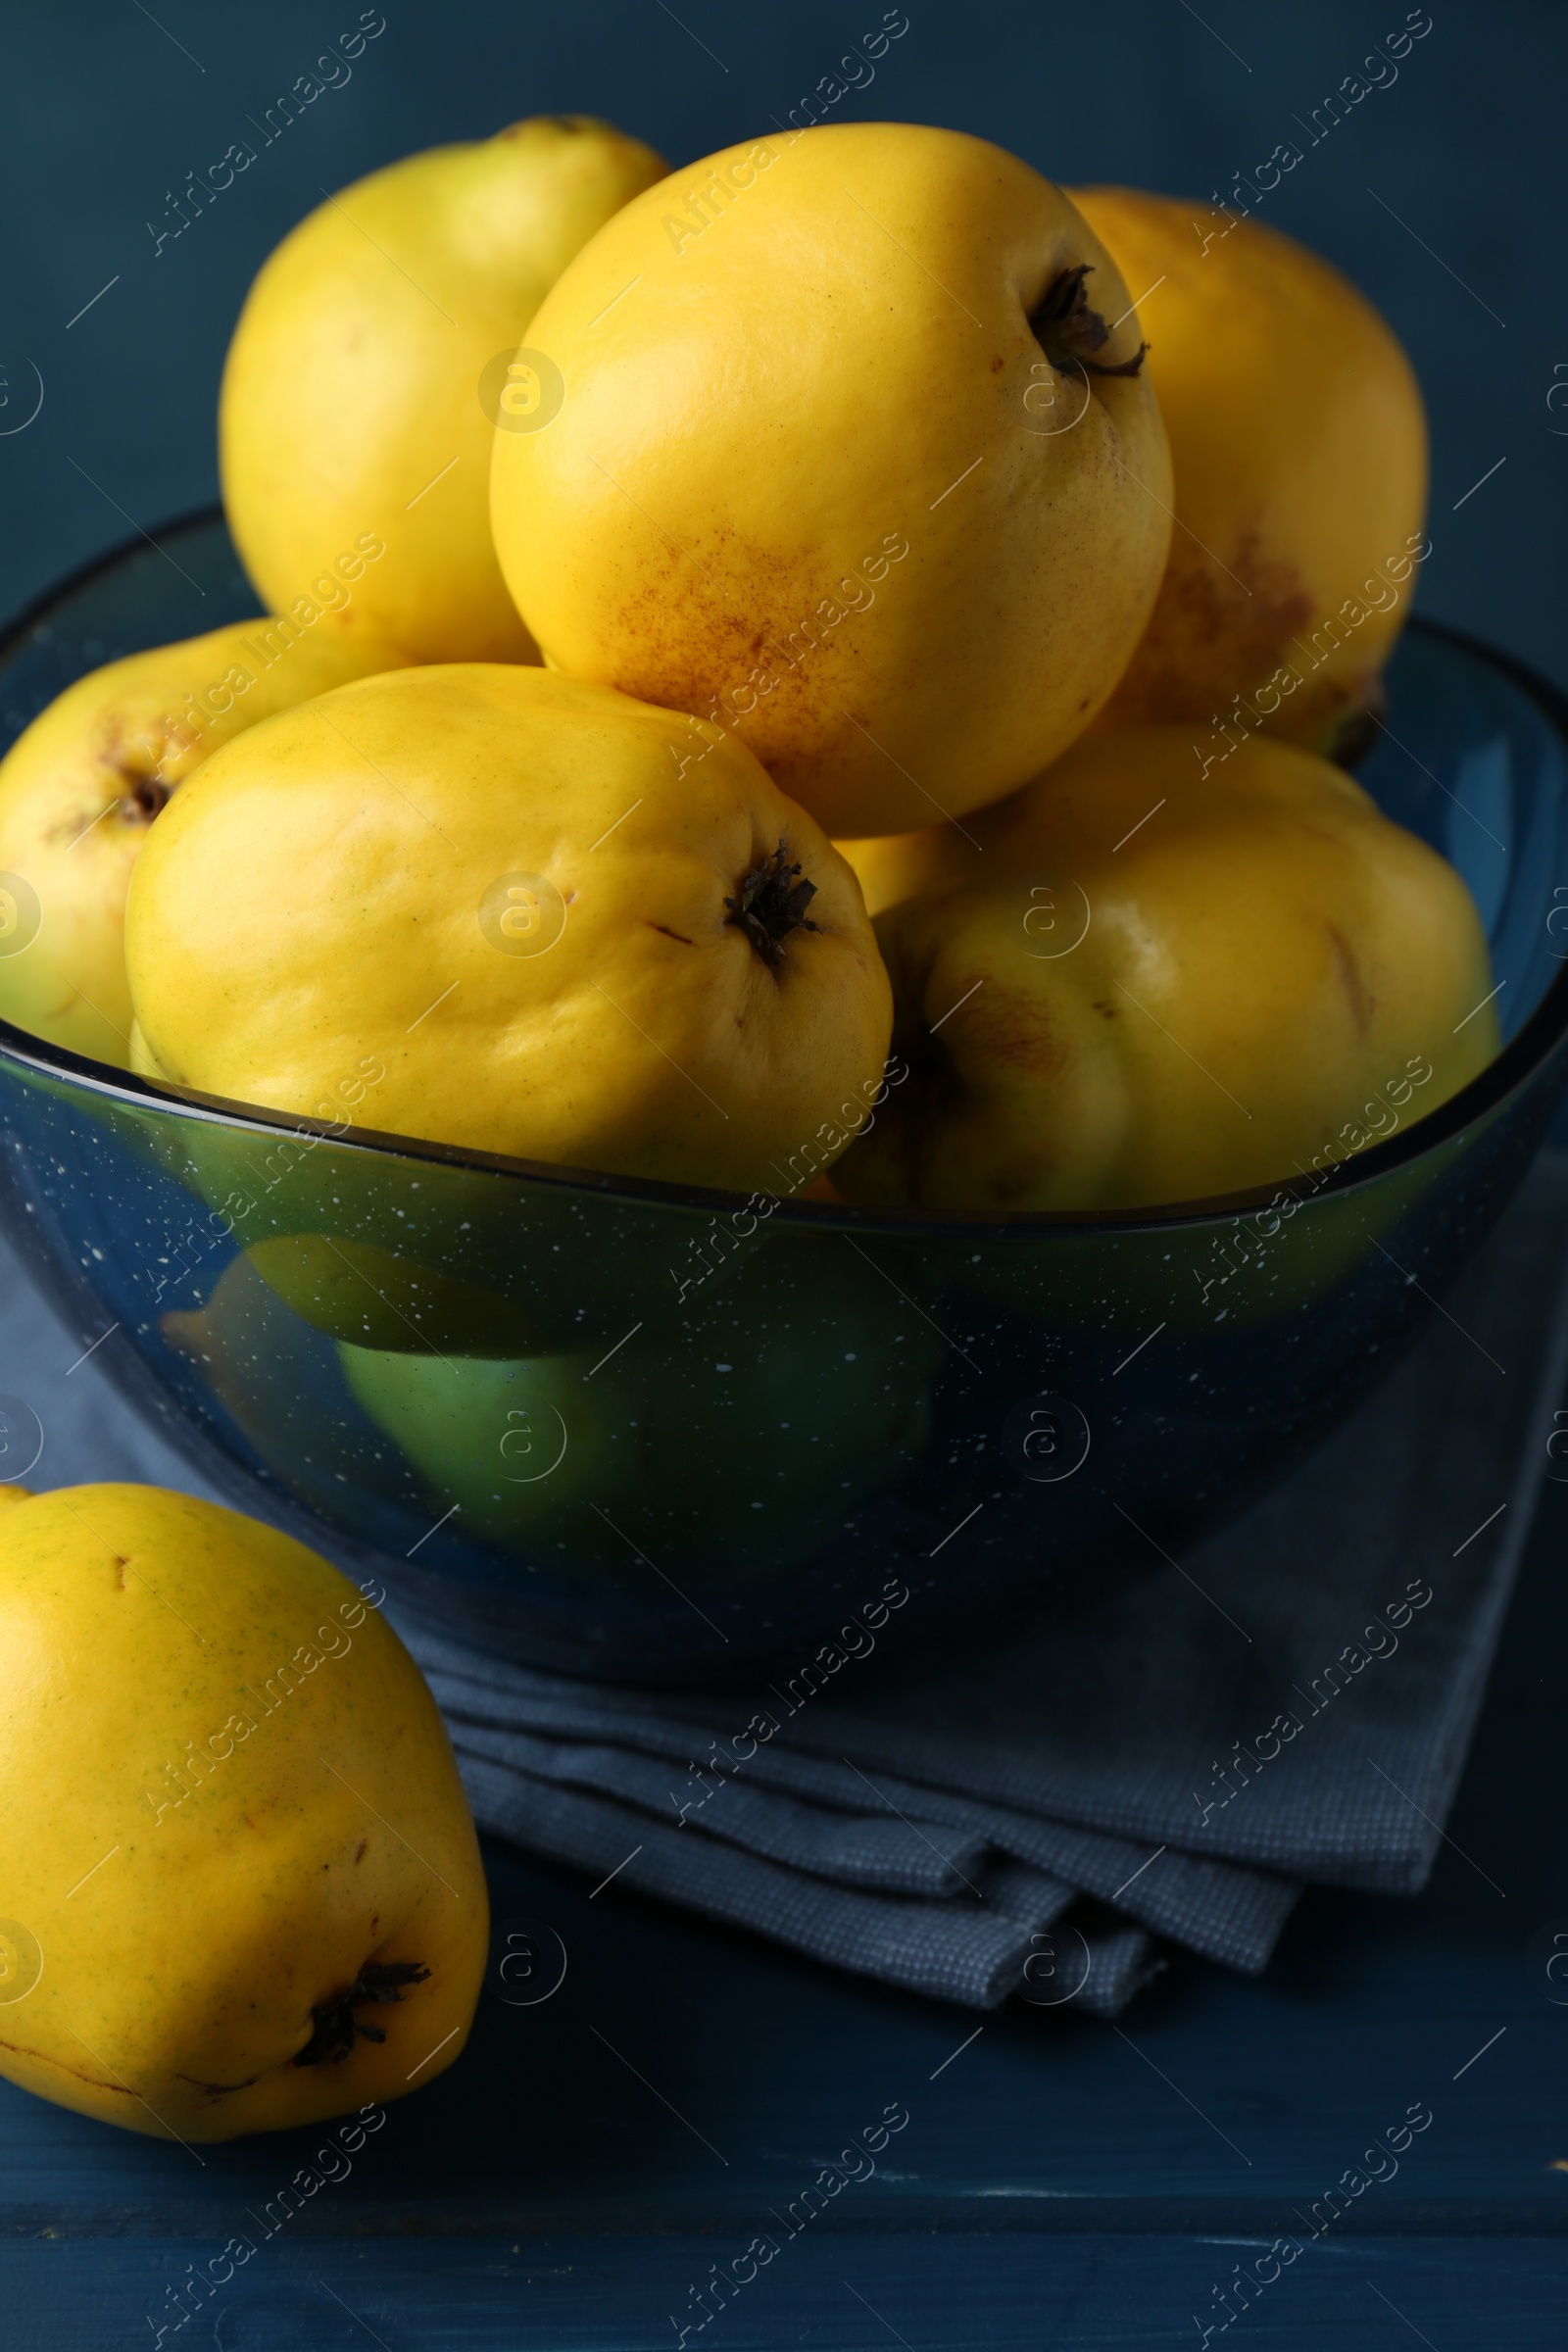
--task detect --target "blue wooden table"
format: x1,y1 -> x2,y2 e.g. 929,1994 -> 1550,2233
7,1477 -> 1566,2349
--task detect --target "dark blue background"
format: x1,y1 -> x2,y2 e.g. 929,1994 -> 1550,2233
0,1 -> 1563,683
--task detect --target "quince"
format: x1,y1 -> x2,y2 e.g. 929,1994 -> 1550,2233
1069,187 -> 1428,751
0,622 -> 401,1067
220,115 -> 665,665
833,726 -> 1497,1213
0,1484 -> 486,2140
337,1232 -> 939,1584
490,122 -> 1172,835
140,1102 -> 725,1360
124,663 -> 891,1192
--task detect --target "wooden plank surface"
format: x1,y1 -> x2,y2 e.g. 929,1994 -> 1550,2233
4,2234 -> 1568,2350
5,1476 -> 1567,2346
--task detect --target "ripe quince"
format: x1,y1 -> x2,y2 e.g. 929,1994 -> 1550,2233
0,622 -> 401,1066
124,664 -> 891,1192
1069,187 -> 1428,752
220,115 -> 665,665
834,726 -> 1497,1213
0,1484 -> 486,2140
490,122 -> 1172,835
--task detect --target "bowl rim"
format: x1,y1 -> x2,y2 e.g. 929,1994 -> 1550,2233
3,509 -> 1567,1242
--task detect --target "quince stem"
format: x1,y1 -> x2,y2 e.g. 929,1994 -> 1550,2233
725,839 -> 823,967
1029,263 -> 1149,378
295,1958 -> 431,2067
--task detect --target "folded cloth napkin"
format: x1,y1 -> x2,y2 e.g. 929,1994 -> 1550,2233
6,1155 -> 1567,2018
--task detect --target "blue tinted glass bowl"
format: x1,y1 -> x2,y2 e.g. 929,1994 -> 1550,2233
2,514 -> 1566,1686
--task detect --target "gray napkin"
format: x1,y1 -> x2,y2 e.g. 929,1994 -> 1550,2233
5,1156 -> 1566,2018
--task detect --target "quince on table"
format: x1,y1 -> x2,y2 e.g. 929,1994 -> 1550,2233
0,1484 -> 485,2140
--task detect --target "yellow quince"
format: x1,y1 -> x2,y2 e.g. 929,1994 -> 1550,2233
124,664 -> 891,1192
0,1483 -> 486,2140
1069,187 -> 1428,752
0,620 -> 403,1066
490,122 -> 1172,835
834,727 -> 1497,1212
220,115 -> 666,664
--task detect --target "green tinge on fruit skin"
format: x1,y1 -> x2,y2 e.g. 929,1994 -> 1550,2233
338,1236 -> 942,1590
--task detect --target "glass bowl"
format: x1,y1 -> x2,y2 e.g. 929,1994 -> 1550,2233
3,514 -> 1566,1687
